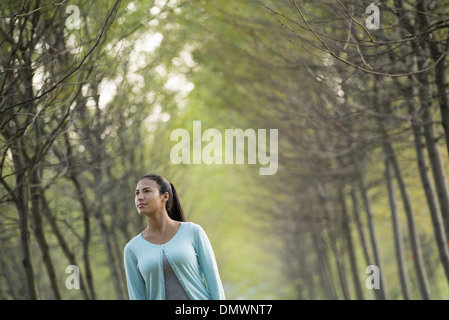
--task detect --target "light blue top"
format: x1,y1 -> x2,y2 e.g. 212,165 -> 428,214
123,222 -> 225,300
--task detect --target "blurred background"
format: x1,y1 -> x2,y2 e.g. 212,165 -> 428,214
1,0 -> 449,300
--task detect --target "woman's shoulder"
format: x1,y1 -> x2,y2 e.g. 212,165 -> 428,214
124,232 -> 144,252
181,221 -> 203,233
181,221 -> 209,241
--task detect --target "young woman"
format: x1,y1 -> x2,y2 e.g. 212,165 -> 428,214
123,174 -> 225,300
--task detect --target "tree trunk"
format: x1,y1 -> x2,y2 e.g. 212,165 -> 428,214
339,188 -> 365,300
39,184 -> 92,300
410,116 -> 449,284
415,49 -> 449,244
387,9 -> 449,285
30,168 -> 62,300
317,182 -> 351,299
80,82 -> 126,300
92,154 -> 126,300
422,106 -> 449,241
64,133 -> 97,300
415,0 -> 449,157
69,172 -> 97,300
383,143 -> 412,299
358,171 -> 389,300
311,223 -> 339,300
350,184 -> 372,269
12,142 -> 40,299
296,230 -> 318,299
385,140 -> 432,299
327,221 -> 351,299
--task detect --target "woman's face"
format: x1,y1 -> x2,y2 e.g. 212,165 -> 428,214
135,178 -> 168,215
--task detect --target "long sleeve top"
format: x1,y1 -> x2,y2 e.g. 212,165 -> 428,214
123,221 -> 225,300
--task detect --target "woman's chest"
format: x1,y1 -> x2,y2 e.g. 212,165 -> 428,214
137,241 -> 198,276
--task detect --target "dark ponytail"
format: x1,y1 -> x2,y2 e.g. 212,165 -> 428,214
138,174 -> 186,222
168,182 -> 186,222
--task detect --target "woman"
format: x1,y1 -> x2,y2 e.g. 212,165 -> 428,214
124,174 -> 225,300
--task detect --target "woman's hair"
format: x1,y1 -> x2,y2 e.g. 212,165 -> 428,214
138,174 -> 186,222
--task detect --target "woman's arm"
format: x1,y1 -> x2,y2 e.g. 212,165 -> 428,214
124,245 -> 147,300
194,224 -> 226,300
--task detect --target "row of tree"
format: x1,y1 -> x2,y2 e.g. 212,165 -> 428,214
1,0 -> 449,299
0,0 -> 165,299
251,0 -> 449,299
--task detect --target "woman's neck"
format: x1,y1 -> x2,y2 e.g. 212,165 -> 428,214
145,210 -> 175,234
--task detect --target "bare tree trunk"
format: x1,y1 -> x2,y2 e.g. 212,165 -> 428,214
63,133 -> 97,300
388,5 -> 449,285
327,221 -> 351,299
383,144 -> 412,300
96,206 -> 126,300
93,171 -> 126,300
350,184 -> 372,269
415,0 -> 449,157
317,182 -> 351,299
11,143 -> 40,300
358,171 -> 389,300
395,0 -> 449,248
311,223 -> 339,300
339,188 -> 364,299
296,229 -> 318,299
422,106 -> 449,240
39,184 -> 91,300
69,171 -> 97,300
30,168 -> 62,300
385,141 -> 432,299
409,116 -> 449,283
416,51 -> 449,244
